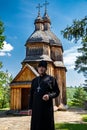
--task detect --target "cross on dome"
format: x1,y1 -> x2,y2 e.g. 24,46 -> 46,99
43,0 -> 49,13
36,3 -> 42,16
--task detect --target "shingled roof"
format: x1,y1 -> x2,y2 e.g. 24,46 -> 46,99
26,30 -> 62,47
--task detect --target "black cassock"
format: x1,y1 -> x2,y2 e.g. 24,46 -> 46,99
29,74 -> 60,130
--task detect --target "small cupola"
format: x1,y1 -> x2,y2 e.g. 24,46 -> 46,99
34,4 -> 43,31
43,1 -> 51,30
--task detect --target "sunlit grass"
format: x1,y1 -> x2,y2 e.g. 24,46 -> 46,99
82,114 -> 87,122
0,108 -> 10,113
0,108 -> 10,110
55,123 -> 87,130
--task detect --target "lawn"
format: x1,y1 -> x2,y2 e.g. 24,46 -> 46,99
82,114 -> 87,122
0,108 -> 9,112
55,123 -> 87,130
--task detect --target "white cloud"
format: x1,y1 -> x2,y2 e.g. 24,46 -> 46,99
0,52 -> 6,56
64,45 -> 82,70
0,41 -> 14,56
7,53 -> 11,56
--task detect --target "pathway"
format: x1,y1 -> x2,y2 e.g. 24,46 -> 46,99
0,108 -> 87,130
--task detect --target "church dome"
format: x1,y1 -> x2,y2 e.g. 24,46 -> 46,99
34,15 -> 43,24
43,12 -> 51,24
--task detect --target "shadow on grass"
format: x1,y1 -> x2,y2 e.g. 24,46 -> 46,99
55,123 -> 87,130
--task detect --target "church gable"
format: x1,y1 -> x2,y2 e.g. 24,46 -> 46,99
11,64 -> 39,82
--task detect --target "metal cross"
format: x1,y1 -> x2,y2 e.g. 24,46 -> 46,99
43,0 -> 49,12
37,86 -> 41,92
36,3 -> 42,16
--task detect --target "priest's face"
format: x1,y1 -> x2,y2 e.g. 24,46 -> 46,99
38,66 -> 47,76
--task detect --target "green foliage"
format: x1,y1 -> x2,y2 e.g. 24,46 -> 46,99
71,86 -> 87,107
75,43 -> 87,86
0,69 -> 13,108
0,20 -> 5,68
66,87 -> 76,106
55,123 -> 87,130
67,86 -> 87,107
82,114 -> 87,122
0,62 -> 3,69
61,16 -> 87,43
61,16 -> 87,85
0,20 -> 11,108
0,20 -> 5,49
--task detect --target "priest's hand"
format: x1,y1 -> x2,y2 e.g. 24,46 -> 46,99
42,94 -> 49,101
28,109 -> 32,116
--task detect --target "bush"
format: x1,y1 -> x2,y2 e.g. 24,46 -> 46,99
67,86 -> 87,107
71,86 -> 87,107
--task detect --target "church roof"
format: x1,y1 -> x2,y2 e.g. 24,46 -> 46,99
23,54 -> 52,62
26,30 -> 62,47
54,61 -> 65,67
10,64 -> 39,85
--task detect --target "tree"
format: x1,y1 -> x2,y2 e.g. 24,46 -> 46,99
0,20 -> 5,67
71,86 -> 87,107
0,69 -> 13,108
0,20 -> 5,49
0,20 -> 12,108
67,86 -> 76,106
75,43 -> 87,85
61,16 -> 87,85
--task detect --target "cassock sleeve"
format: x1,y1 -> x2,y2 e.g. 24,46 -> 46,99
28,80 -> 34,110
48,78 -> 60,99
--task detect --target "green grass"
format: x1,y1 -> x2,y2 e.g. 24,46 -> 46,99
82,114 -> 87,122
0,108 -> 10,114
0,108 -> 10,110
55,123 -> 87,130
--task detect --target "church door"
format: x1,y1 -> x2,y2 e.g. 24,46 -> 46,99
21,88 -> 30,110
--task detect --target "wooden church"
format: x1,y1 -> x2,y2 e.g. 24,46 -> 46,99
10,3 -> 67,110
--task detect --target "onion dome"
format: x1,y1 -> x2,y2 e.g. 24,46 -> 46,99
34,3 -> 43,31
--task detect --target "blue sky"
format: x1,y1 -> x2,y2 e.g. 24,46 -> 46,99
0,0 -> 87,86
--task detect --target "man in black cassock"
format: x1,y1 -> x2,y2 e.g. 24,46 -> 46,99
28,60 -> 60,130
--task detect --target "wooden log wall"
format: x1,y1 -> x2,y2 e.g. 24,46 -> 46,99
10,88 -> 21,110
47,63 -> 54,76
10,84 -> 31,110
54,67 -> 67,105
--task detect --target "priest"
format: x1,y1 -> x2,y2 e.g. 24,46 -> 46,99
28,60 -> 60,130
